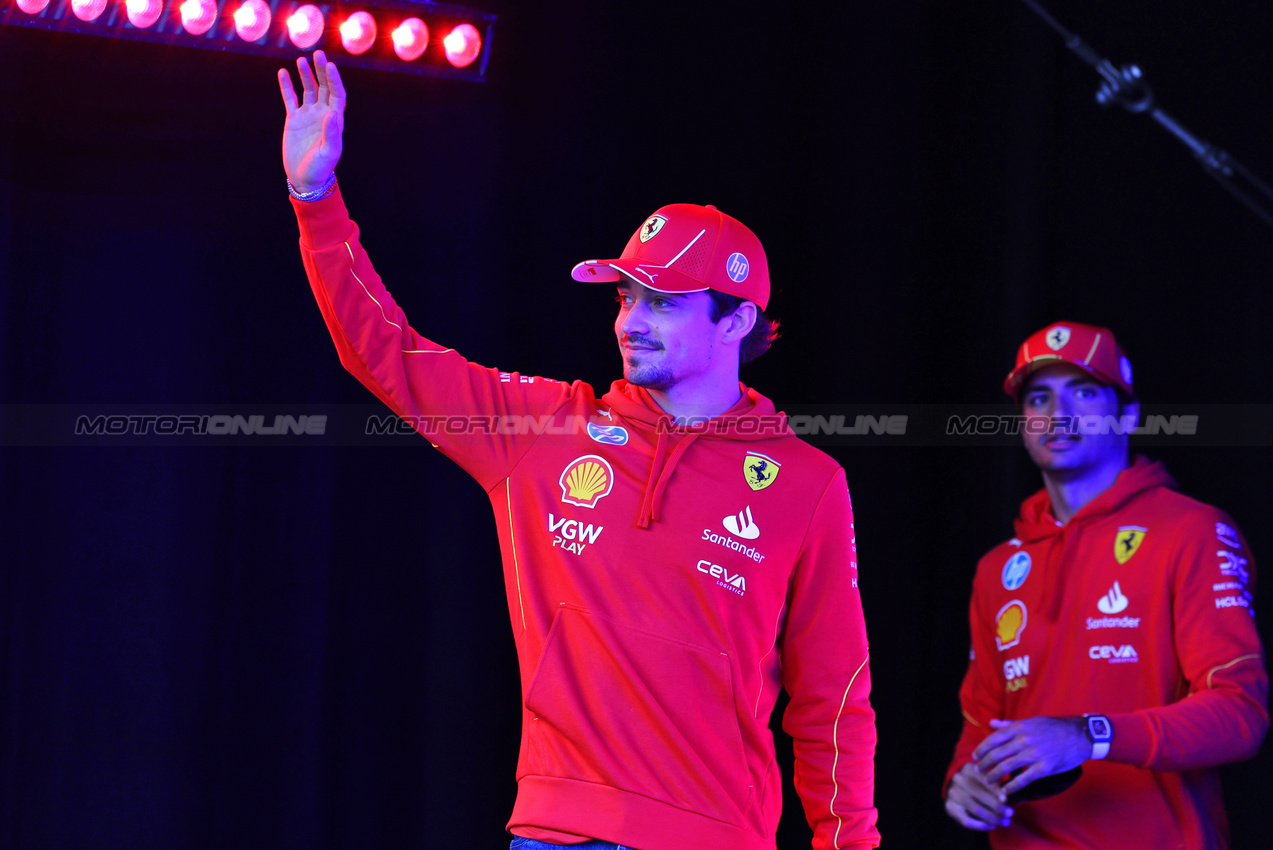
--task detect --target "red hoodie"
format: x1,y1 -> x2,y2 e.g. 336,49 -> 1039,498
293,188 -> 879,849
946,457 -> 1267,849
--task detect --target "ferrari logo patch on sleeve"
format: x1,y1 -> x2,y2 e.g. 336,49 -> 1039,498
1114,526 -> 1148,564
743,452 -> 781,491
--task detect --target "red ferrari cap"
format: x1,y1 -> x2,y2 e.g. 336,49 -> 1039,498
571,203 -> 771,311
1004,321 -> 1134,400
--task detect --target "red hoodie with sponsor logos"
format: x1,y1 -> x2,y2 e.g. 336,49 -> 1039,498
946,457 -> 1268,849
293,189 -> 878,849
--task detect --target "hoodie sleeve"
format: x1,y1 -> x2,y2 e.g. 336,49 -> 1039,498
780,468 -> 880,848
293,188 -> 580,489
1105,510 -> 1268,770
943,555 -> 1006,794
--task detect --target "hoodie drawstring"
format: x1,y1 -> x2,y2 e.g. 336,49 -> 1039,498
637,428 -> 669,529
636,428 -> 701,528
1044,524 -> 1083,622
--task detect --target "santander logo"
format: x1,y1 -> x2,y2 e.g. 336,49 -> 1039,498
723,506 -> 760,540
1097,581 -> 1129,615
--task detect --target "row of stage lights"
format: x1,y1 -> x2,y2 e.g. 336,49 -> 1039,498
2,0 -> 494,78
12,0 -> 479,64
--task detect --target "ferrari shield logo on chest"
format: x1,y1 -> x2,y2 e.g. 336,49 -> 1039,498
1114,526 -> 1147,564
743,452 -> 781,491
639,214 -> 668,243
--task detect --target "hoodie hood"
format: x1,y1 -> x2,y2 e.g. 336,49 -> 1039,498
1014,455 -> 1178,543
600,380 -> 793,527
1014,456 -> 1177,622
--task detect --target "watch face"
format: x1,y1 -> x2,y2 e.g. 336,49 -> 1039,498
1088,716 -> 1111,739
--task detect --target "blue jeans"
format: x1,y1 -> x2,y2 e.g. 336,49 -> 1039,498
510,839 -> 634,850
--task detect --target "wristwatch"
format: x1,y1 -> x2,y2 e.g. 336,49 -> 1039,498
1084,713 -> 1113,760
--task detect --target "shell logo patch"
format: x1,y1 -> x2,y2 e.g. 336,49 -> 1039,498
559,455 -> 614,508
640,214 -> 668,243
995,600 -> 1028,651
743,452 -> 781,491
1114,526 -> 1147,564
1045,326 -> 1071,350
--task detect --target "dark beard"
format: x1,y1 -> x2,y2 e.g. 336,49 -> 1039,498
623,358 -> 675,390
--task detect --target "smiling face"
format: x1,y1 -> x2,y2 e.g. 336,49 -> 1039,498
614,280 -> 726,391
1020,363 -> 1136,475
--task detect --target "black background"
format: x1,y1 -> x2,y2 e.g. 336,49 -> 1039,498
2,1 -> 1271,847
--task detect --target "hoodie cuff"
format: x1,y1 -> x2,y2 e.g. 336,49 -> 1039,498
292,184 -> 354,251
1106,711 -> 1154,765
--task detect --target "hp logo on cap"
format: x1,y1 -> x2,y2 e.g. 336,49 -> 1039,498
726,252 -> 750,283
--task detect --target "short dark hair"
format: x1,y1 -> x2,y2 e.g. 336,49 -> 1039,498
707,291 -> 780,364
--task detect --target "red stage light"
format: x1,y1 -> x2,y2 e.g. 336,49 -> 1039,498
16,0 -> 51,13
392,18 -> 428,61
179,0 -> 217,34
443,23 -> 481,68
233,0 -> 271,42
125,0 -> 163,28
339,11 -> 376,55
287,5 -> 325,49
70,0 -> 108,21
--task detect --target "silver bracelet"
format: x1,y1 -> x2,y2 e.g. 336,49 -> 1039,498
288,173 -> 337,202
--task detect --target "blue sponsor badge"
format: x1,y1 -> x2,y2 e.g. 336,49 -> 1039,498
1002,551 -> 1032,590
587,422 -> 629,446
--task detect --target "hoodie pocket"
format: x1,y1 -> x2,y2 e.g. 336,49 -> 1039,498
524,604 -> 752,823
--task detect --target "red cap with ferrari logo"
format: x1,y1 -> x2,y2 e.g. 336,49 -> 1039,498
1004,321 -> 1135,400
571,203 -> 771,311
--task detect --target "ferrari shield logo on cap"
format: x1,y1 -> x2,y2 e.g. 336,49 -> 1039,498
1045,326 -> 1072,351
639,214 -> 668,243
1114,526 -> 1147,564
743,452 -> 781,491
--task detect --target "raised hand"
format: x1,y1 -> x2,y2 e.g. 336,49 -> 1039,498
278,50 -> 346,194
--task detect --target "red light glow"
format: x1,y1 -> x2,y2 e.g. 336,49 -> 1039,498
125,0 -> 163,28
70,0 -> 108,21
16,0 -> 51,13
179,0 -> 217,34
443,23 -> 481,68
392,18 -> 428,61
339,11 -> 376,56
287,5 -> 325,49
233,0 -> 271,42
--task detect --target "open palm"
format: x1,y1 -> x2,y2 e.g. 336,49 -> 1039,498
278,50 -> 346,194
